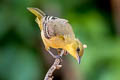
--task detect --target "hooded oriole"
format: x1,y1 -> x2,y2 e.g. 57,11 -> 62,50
27,8 -> 87,64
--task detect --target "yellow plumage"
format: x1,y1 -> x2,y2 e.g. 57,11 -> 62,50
27,7 -> 87,63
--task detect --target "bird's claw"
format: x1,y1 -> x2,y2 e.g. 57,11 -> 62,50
54,55 -> 62,62
54,55 -> 61,58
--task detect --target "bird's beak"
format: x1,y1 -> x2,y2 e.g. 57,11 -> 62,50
78,56 -> 81,64
76,54 -> 81,64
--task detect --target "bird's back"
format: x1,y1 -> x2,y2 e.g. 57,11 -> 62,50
53,19 -> 75,38
42,17 -> 75,39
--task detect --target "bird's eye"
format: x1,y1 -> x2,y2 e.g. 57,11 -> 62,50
76,48 -> 80,53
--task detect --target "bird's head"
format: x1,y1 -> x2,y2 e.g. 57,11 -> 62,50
65,39 -> 87,64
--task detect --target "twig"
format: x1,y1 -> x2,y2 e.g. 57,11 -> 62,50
44,50 -> 64,80
44,58 -> 62,80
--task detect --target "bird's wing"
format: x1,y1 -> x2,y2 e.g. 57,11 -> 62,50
42,18 -> 75,40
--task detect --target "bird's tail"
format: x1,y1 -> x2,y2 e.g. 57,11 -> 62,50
27,7 -> 46,30
27,7 -> 46,19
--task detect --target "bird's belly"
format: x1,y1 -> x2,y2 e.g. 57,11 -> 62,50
45,36 -> 65,49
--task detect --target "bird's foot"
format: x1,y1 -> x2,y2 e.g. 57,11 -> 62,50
54,55 -> 62,62
54,55 -> 61,59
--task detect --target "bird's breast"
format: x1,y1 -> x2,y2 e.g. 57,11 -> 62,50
41,30 -> 66,49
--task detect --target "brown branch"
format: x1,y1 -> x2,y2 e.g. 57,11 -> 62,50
44,58 -> 62,80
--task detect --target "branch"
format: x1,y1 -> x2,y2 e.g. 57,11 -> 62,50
44,57 -> 62,80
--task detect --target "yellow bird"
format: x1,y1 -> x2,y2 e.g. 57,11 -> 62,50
27,8 -> 87,64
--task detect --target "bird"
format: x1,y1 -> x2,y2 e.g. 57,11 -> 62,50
27,8 -> 87,64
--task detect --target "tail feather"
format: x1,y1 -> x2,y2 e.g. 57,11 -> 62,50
27,7 -> 46,19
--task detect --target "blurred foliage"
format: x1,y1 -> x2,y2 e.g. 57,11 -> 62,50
0,0 -> 120,80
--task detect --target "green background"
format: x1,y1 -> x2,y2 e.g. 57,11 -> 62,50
0,0 -> 120,80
